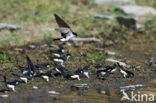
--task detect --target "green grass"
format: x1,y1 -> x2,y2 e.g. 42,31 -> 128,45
0,0 -> 156,46
0,53 -> 15,63
0,54 -> 9,62
8,64 -> 14,71
87,52 -> 106,61
43,33 -> 53,41
136,0 -> 156,8
145,19 -> 156,29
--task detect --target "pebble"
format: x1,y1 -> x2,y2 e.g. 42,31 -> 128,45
33,86 -> 38,89
120,84 -> 147,91
71,84 -> 89,91
48,91 -> 60,95
105,58 -> 127,67
0,94 -> 9,98
105,51 -> 116,56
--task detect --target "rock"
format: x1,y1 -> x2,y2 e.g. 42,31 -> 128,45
94,0 -> 135,6
48,91 -> 60,95
105,58 -> 127,67
32,86 -> 38,89
105,51 -> 116,56
0,23 -> 20,32
94,14 -> 115,20
71,84 -> 89,91
28,44 -> 39,50
115,5 -> 156,16
0,95 -> 9,98
120,84 -> 147,91
100,90 -> 106,94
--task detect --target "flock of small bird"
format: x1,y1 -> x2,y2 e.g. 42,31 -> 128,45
0,14 -> 134,93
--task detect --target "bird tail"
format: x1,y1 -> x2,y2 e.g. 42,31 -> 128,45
53,38 -> 61,41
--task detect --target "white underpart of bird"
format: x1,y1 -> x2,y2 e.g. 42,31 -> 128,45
111,68 -> 117,73
53,53 -> 61,57
54,59 -> 63,63
53,58 -> 64,64
62,50 -> 65,53
60,32 -> 75,42
42,75 -> 49,82
20,77 -> 28,83
39,69 -> 43,73
55,68 -> 61,73
23,70 -> 28,75
83,72 -> 89,78
66,56 -> 70,60
71,75 -> 81,80
7,84 -> 15,92
101,72 -> 106,76
120,69 -> 127,78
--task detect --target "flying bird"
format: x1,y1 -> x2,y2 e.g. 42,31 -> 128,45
53,14 -> 78,42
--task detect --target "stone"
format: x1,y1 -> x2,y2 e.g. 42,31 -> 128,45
0,23 -> 20,31
71,84 -> 89,91
94,0 -> 135,6
115,5 -> 156,16
105,58 -> 127,67
120,84 -> 147,91
94,14 -> 115,20
48,91 -> 60,95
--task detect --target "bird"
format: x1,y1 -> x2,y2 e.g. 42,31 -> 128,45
74,68 -> 83,75
82,66 -> 90,78
12,73 -> 31,84
117,63 -> 134,78
53,14 -> 78,42
74,66 -> 90,78
26,55 -> 37,76
53,54 -> 71,65
18,56 -> 36,77
56,65 -> 80,80
35,63 -> 50,69
96,64 -> 117,79
37,70 -> 52,82
96,69 -> 110,80
3,76 -> 19,92
52,47 -> 65,57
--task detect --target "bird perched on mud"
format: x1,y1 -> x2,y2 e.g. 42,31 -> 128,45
3,76 -> 19,92
117,63 -> 134,78
36,70 -> 52,82
96,64 -> 117,80
12,73 -> 30,84
74,66 -> 90,78
18,56 -> 37,77
50,47 -> 65,57
55,65 -> 80,80
52,14 -> 78,42
53,54 -> 71,65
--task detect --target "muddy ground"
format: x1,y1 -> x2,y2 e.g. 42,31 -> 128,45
0,30 -> 155,103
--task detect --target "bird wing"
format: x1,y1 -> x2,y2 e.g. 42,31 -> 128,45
54,14 -> 71,28
54,14 -> 73,37
26,55 -> 36,75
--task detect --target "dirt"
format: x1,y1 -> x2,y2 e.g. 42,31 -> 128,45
0,33 -> 156,103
